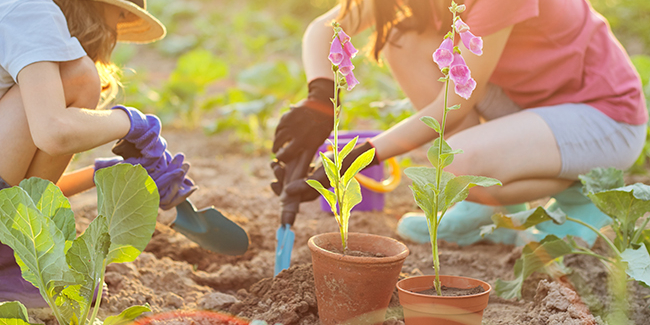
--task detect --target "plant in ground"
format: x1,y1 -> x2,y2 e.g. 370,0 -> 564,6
481,167 -> 650,323
0,164 -> 159,325
306,22 -> 376,251
403,1 -> 501,295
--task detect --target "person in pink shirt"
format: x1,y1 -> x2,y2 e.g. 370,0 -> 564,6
271,0 -> 647,246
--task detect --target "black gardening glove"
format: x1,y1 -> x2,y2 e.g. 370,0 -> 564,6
275,141 -> 380,203
272,78 -> 336,163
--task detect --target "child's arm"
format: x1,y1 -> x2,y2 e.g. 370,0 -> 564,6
56,166 -> 95,197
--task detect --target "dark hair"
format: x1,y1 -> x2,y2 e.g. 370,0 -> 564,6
338,0 -> 435,61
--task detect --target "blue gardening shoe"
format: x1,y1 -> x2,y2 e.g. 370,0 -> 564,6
397,201 -> 529,246
0,243 -> 48,308
535,183 -> 611,247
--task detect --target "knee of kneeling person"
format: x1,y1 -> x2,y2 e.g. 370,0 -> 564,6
59,56 -> 101,109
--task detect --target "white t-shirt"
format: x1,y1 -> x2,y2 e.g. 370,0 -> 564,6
0,0 -> 86,98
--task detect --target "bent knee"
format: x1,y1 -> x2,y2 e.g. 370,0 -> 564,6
59,56 -> 101,109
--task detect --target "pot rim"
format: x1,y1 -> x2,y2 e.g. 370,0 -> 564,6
396,274 -> 492,299
308,232 -> 410,264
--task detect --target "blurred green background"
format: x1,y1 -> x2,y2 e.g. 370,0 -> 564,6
110,0 -> 650,165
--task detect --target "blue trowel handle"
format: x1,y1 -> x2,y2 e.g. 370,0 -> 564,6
279,150 -> 313,226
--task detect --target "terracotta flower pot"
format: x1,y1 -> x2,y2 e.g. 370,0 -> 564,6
308,232 -> 409,325
396,275 -> 491,325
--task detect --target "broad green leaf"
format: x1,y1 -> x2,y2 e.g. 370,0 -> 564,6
404,167 -> 438,190
307,180 -> 336,213
0,302 -> 28,322
19,178 -> 75,242
338,136 -> 358,163
587,184 -> 650,226
579,167 -> 625,194
427,138 -> 461,169
341,178 -> 363,216
103,304 -> 151,325
95,164 -> 158,264
0,319 -> 34,325
0,187 -> 78,299
66,215 -> 110,303
342,148 -> 375,187
494,236 -> 572,299
320,153 -> 338,190
56,285 -> 85,323
621,243 -> 650,287
420,116 -> 441,134
443,175 -> 501,208
482,206 -> 567,236
409,185 -> 434,219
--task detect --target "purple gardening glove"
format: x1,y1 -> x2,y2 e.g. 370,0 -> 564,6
94,157 -> 124,173
124,152 -> 198,210
111,105 -> 167,159
114,136 -> 198,211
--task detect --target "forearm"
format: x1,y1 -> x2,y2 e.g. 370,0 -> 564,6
303,7 -> 342,82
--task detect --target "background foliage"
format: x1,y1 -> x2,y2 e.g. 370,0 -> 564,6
111,0 -> 649,159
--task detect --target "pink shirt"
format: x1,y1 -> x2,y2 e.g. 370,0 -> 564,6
454,0 -> 646,125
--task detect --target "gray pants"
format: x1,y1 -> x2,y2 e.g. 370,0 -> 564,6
476,84 -> 647,180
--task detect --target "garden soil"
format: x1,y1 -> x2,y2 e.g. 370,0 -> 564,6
30,129 -> 650,325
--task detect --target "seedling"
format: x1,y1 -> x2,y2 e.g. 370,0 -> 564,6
0,164 -> 158,325
306,22 -> 375,251
403,1 -> 501,295
482,167 -> 650,322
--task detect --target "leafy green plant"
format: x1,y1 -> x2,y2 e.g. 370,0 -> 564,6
481,167 -> 650,323
306,22 -> 375,251
0,164 -> 159,325
403,2 -> 501,295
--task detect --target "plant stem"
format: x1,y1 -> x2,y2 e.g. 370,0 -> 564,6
88,261 -> 108,325
566,216 -> 621,258
631,217 -> 649,244
332,66 -> 346,250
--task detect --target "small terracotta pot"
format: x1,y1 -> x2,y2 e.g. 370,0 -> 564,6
396,275 -> 491,325
308,232 -> 409,325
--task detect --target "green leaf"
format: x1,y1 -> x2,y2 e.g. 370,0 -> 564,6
447,104 -> 461,111
587,183 -> 650,226
621,243 -> 650,287
66,215 -> 110,303
494,236 -> 572,299
443,175 -> 501,208
19,178 -> 75,242
341,178 -> 363,216
342,148 -> 375,187
0,319 -> 34,325
0,187 -> 79,299
95,164 -> 159,264
103,304 -> 151,325
307,180 -> 336,213
485,206 -> 567,233
338,136 -> 358,163
579,167 -> 625,194
420,116 -> 441,134
320,153 -> 338,189
0,302 -> 28,322
427,138 -> 462,169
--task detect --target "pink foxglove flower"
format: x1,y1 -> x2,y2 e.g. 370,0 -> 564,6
454,77 -> 476,99
454,18 -> 470,33
328,36 -> 344,66
433,38 -> 454,69
460,31 -> 483,56
449,52 -> 471,84
339,57 -> 354,76
345,72 -> 360,91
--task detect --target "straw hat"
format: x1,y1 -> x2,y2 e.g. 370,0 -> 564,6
92,0 -> 166,43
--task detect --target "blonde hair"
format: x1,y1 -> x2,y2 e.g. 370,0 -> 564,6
53,0 -> 120,108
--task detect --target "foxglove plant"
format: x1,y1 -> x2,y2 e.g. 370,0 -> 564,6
307,22 -> 374,251
404,1 -> 501,295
